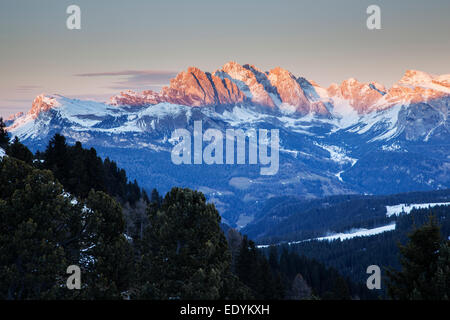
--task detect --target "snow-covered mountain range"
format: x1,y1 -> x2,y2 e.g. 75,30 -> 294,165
6,62 -> 450,227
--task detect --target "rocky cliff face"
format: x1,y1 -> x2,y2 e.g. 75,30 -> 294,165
160,67 -> 246,106
266,67 -> 312,114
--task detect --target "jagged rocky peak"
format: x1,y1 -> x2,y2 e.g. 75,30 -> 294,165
160,66 -> 246,107
107,62 -> 339,116
267,67 -> 313,114
30,94 -> 60,119
216,61 -> 276,107
161,67 -> 217,106
107,62 -> 332,115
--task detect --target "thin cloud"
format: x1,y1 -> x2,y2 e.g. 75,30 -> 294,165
74,70 -> 178,91
107,83 -> 167,90
75,70 -> 177,77
15,85 -> 43,92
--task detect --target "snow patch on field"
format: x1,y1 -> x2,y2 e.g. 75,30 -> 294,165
258,223 -> 396,248
385,202 -> 450,217
314,223 -> 396,242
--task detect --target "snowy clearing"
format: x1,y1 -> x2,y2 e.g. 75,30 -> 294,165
258,223 -> 396,248
385,202 -> 450,217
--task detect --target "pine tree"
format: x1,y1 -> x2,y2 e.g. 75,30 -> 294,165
235,236 -> 284,299
6,136 -> 33,164
0,117 -> 9,149
80,190 -> 134,299
150,188 -> 162,206
235,236 -> 257,288
142,189 -> 150,204
429,241 -> 450,299
387,216 -> 443,300
0,157 -> 80,299
288,274 -> 312,300
137,187 -> 240,299
267,246 -> 286,299
43,134 -> 70,186
226,228 -> 243,272
328,276 -> 351,300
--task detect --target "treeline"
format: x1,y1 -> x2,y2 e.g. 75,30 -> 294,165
36,134 -> 145,205
3,131 -> 154,241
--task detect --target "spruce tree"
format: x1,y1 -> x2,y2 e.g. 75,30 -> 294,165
0,117 -> 9,149
387,216 -> 443,300
430,241 -> 450,299
137,187 -> 239,299
80,190 -> 134,299
6,136 -> 34,164
150,188 -> 162,206
0,157 -> 80,299
43,134 -> 70,185
235,236 -> 284,299
288,274 -> 312,300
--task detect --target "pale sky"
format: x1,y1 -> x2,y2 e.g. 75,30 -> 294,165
1,0 -> 450,117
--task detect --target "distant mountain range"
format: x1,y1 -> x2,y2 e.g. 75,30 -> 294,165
6,62 -> 450,229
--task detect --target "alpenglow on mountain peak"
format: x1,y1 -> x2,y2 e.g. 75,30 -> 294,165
106,62 -> 450,117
